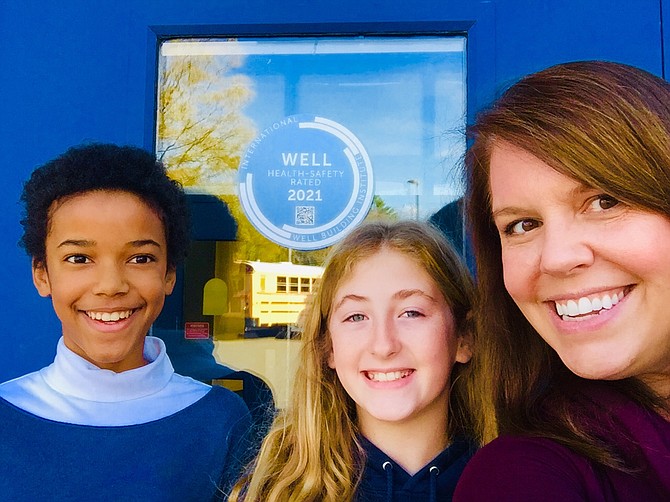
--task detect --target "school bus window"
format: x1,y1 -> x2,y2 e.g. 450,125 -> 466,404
300,277 -> 310,293
289,277 -> 299,292
277,276 -> 287,293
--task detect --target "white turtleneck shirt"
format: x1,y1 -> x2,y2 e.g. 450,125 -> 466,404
0,336 -> 210,426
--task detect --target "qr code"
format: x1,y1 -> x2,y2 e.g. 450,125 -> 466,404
295,206 -> 315,226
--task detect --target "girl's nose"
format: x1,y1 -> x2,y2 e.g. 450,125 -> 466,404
369,318 -> 401,358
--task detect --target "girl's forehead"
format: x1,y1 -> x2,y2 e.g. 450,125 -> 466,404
330,248 -> 440,297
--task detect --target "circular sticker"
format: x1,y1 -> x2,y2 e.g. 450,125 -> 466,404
238,115 -> 374,250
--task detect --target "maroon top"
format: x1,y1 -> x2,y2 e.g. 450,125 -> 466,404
454,385 -> 670,501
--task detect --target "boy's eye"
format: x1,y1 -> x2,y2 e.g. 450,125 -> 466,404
504,219 -> 540,235
401,310 -> 424,319
65,255 -> 90,264
129,255 -> 156,264
589,194 -> 620,211
344,313 -> 366,322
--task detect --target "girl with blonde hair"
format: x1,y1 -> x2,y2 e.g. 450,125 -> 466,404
230,220 -> 486,501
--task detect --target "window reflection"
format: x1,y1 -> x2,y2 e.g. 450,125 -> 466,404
155,35 -> 467,409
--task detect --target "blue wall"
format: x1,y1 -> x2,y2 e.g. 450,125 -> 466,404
0,0 -> 664,380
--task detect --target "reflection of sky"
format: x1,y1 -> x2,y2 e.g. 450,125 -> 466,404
166,37 -> 466,219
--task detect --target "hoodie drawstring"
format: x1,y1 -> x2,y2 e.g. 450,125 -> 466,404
429,466 -> 439,502
382,461 -> 393,502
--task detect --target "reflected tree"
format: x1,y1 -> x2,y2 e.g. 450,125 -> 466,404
157,54 -> 289,262
157,54 -> 256,188
157,53 -> 387,266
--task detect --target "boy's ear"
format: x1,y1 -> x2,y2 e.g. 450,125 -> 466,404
32,259 -> 52,298
164,266 -> 177,296
455,329 -> 473,364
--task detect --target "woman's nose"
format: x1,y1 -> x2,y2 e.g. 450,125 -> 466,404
539,221 -> 595,275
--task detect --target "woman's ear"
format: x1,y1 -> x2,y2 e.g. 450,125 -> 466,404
32,259 -> 52,298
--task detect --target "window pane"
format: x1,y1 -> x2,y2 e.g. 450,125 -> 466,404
155,35 -> 466,409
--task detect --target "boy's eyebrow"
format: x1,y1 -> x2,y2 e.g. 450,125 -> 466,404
57,239 -> 163,248
57,239 -> 94,248
129,239 -> 163,248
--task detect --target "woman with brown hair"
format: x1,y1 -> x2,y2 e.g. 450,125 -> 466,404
454,61 -> 670,500
230,220 -> 488,501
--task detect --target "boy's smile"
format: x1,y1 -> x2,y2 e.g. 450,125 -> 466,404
32,190 -> 176,373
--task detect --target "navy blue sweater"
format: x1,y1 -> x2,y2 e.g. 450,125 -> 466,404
356,435 -> 476,502
0,386 -> 252,501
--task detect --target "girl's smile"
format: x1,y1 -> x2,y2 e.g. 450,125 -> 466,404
327,248 -> 471,435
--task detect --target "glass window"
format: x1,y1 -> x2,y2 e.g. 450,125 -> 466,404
277,276 -> 287,293
300,277 -> 310,293
155,35 -> 466,409
289,277 -> 299,293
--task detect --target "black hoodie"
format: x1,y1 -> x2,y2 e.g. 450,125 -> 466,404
355,435 -> 477,502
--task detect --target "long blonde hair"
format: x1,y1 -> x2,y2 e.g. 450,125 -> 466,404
229,220 -> 485,501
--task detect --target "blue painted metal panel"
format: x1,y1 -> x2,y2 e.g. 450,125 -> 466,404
0,0 -> 663,380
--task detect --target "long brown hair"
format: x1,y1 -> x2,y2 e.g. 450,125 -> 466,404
466,60 -> 670,470
229,220 -> 486,501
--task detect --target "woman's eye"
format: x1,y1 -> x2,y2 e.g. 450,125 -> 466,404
589,194 -> 619,211
65,255 -> 90,264
504,219 -> 540,235
345,313 -> 366,322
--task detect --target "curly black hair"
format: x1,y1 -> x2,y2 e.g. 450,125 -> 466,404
20,143 -> 189,268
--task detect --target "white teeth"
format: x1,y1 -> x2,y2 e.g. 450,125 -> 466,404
566,300 -> 579,316
366,370 -> 412,382
602,295 -> 613,309
578,297 -> 591,315
555,290 -> 626,319
86,310 -> 132,322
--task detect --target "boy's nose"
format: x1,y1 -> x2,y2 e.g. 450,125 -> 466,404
93,263 -> 130,296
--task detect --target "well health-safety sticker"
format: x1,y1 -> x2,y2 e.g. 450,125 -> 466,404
238,115 -> 374,250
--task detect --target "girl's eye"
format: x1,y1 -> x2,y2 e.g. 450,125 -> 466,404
504,219 -> 540,236
129,255 -> 156,264
400,310 -> 424,319
589,194 -> 619,211
344,313 -> 366,322
65,255 -> 90,264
